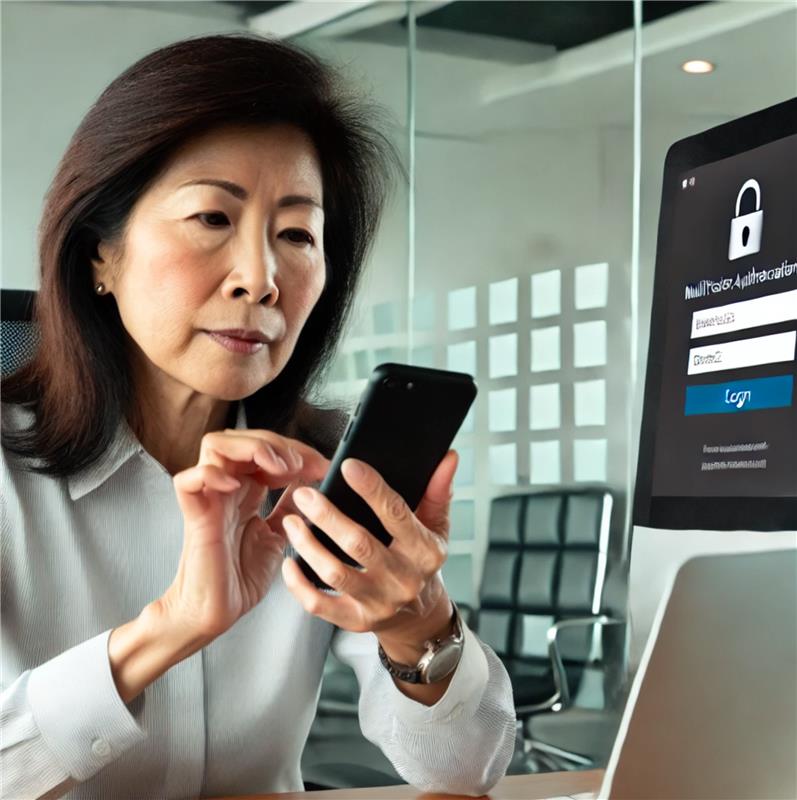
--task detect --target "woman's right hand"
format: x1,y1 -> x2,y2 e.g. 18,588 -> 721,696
158,428 -> 330,646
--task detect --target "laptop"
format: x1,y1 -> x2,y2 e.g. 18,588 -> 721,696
595,548 -> 797,800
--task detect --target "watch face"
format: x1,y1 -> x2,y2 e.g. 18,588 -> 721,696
425,642 -> 463,683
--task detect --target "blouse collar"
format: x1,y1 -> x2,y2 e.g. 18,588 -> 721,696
67,401 -> 246,501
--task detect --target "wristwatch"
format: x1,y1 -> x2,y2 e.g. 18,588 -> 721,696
377,600 -> 464,684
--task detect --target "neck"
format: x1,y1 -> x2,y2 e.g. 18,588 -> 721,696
131,396 -> 237,477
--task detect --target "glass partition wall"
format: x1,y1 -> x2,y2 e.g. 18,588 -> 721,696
293,0 -> 797,780
296,0 -> 638,611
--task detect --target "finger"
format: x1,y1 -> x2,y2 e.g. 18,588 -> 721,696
281,556 -> 364,630
223,429 -> 331,478
200,431 -> 291,474
265,480 -> 303,533
173,463 -> 241,518
282,513 -> 369,598
339,459 -> 419,547
199,432 -> 328,487
291,486 -> 387,571
339,459 -> 445,576
414,449 -> 458,540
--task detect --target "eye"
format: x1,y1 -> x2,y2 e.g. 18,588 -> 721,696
194,212 -> 230,228
281,229 -> 315,246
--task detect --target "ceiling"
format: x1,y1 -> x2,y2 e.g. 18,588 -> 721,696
221,1 -> 711,50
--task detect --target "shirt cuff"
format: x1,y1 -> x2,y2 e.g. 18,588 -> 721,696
26,629 -> 148,781
383,622 -> 489,727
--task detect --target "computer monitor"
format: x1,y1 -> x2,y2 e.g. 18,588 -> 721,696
629,97 -> 797,664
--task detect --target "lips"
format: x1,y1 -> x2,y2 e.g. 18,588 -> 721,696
207,328 -> 269,343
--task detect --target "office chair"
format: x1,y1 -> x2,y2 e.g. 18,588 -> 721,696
472,489 -> 626,773
1,289 -> 38,376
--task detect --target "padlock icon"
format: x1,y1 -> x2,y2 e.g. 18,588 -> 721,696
728,178 -> 763,261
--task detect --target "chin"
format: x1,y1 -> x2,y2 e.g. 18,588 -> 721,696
212,368 -> 287,401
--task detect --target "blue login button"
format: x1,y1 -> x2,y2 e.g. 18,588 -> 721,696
685,375 -> 794,416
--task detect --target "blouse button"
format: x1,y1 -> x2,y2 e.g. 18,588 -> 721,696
91,738 -> 111,758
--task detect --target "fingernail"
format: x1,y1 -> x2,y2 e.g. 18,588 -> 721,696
293,486 -> 314,506
343,459 -> 365,480
284,515 -> 299,535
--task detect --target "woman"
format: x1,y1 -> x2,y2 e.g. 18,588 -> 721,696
1,32 -> 516,799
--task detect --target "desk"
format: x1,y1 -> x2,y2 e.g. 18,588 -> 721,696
213,768 -> 603,800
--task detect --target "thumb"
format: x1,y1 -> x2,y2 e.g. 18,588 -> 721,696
264,480 -> 305,534
414,449 -> 458,537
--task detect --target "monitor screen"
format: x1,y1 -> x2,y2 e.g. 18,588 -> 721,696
635,98 -> 797,530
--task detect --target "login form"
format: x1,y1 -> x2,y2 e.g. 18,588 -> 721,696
651,133 -> 797,498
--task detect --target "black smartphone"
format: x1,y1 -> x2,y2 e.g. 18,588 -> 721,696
294,362 -> 477,591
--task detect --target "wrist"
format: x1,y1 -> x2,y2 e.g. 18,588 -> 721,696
377,595 -> 455,665
108,601 -> 208,704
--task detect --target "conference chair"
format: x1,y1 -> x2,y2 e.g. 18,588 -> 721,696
1,288 -> 38,375
473,490 -> 626,773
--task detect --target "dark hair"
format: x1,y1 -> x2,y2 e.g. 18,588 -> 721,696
2,32 -> 403,477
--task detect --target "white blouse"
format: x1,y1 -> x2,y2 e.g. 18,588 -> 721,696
0,401 -> 516,799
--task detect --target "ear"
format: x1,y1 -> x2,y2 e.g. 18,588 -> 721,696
90,240 -> 112,268
91,240 -> 117,288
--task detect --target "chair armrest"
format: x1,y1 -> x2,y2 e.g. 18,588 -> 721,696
516,615 -> 624,718
547,615 -> 625,709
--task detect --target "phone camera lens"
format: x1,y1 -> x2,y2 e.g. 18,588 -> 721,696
383,377 -> 398,389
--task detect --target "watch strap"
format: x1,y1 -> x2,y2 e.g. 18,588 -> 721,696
377,600 -> 463,684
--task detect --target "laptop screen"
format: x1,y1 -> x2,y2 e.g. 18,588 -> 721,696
634,98 -> 797,531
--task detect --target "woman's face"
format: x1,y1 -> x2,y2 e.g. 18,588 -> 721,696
92,123 -> 326,404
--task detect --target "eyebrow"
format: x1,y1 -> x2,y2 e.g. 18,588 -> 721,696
177,178 -> 323,210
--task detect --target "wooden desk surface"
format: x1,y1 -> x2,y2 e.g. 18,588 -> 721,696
213,768 -> 603,800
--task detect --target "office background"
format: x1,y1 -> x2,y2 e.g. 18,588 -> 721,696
2,0 -> 796,786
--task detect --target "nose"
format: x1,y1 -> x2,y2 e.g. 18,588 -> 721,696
225,231 -> 280,306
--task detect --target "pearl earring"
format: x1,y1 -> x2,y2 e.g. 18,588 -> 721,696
95,282 -> 105,294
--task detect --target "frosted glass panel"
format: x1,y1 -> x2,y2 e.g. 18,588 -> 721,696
373,301 -> 399,334
411,345 -> 434,368
441,554 -> 474,606
450,499 -> 475,540
489,443 -> 516,485
575,262 -> 609,310
574,438 -> 608,481
529,383 -> 561,431
574,379 -> 606,426
573,320 -> 607,367
489,333 -> 517,378
330,354 -> 349,382
530,326 -> 561,372
350,307 -> 370,337
447,340 -> 476,374
354,350 -> 372,379
454,446 -> 474,488
489,278 -> 518,325
489,388 -> 516,432
375,347 -> 399,366
412,292 -> 435,331
531,270 -> 561,318
530,440 -> 561,485
460,402 -> 475,433
448,286 -> 476,331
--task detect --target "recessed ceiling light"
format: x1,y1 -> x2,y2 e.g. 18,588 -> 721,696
681,59 -> 715,74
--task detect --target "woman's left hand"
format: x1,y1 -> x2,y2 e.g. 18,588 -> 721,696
280,450 -> 458,644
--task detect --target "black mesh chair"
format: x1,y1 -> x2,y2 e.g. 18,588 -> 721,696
1,289 -> 38,375
473,490 -> 625,772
